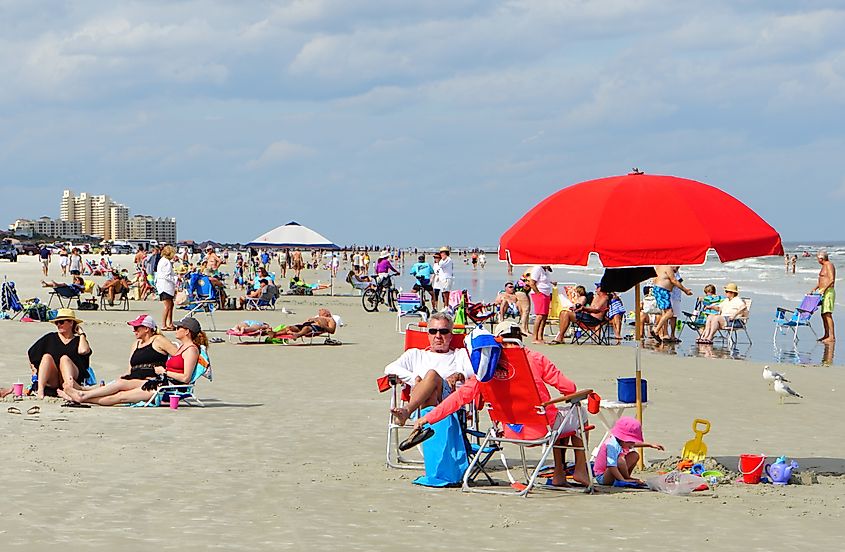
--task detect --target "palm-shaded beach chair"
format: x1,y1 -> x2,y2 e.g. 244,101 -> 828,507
134,346 -> 212,407
464,344 -> 594,496
773,293 -> 822,345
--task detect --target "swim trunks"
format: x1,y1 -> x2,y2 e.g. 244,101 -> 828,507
652,286 -> 672,310
822,287 -> 835,314
531,292 -> 551,316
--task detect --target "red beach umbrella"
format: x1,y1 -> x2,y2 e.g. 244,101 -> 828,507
499,172 -> 783,266
498,171 -> 783,467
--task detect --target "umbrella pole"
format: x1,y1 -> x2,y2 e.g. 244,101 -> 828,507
634,285 -> 644,470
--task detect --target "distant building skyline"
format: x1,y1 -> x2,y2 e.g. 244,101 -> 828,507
58,189 -> 176,242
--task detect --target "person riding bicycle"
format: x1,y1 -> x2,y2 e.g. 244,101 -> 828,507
409,254 -> 435,307
375,250 -> 399,286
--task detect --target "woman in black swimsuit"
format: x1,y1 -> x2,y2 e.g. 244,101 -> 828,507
27,308 -> 92,398
60,314 -> 178,405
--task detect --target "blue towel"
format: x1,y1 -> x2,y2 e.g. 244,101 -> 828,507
412,406 -> 469,487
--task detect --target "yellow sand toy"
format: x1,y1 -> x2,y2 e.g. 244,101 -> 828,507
681,419 -> 711,462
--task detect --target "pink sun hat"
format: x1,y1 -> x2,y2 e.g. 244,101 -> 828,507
610,416 -> 644,443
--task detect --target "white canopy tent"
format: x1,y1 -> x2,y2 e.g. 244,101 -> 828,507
246,221 -> 339,249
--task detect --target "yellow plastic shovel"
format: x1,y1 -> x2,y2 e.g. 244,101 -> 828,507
681,419 -> 711,462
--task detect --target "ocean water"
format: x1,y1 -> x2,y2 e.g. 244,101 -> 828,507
388,244 -> 841,367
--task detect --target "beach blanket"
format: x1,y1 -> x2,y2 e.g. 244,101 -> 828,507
412,406 -> 468,487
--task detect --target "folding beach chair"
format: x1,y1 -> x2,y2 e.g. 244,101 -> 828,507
262,314 -> 344,346
716,297 -> 753,348
571,308 -> 611,345
1,278 -> 24,319
461,291 -> 497,332
181,273 -> 219,330
47,285 -> 83,309
244,284 -> 279,311
395,292 -> 428,333
464,344 -> 594,497
773,293 -> 822,345
99,279 -> 130,311
382,325 -> 467,469
134,346 -> 212,407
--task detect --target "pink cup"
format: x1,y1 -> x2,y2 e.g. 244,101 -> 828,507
169,395 -> 180,410
12,383 -> 24,397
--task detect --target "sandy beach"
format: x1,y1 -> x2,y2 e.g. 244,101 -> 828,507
0,255 -> 842,550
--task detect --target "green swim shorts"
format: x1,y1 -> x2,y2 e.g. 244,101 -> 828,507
822,287 -> 835,314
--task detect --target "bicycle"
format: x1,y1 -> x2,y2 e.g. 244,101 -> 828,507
362,274 -> 400,312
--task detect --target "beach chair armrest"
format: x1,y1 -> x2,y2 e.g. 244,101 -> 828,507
776,307 -> 793,315
542,388 -> 593,407
795,308 -> 811,314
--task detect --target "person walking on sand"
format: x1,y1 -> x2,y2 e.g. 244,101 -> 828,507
651,265 -> 692,342
39,244 -> 51,277
813,250 -> 836,343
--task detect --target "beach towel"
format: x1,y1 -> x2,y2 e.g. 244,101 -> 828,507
465,326 -> 501,383
412,406 -> 469,487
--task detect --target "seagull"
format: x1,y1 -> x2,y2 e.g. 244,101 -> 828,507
763,365 -> 789,385
774,376 -> 802,404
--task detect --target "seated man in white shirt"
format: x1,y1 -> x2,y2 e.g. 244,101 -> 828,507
384,312 -> 473,426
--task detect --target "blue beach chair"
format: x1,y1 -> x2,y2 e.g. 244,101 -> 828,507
182,273 -> 219,330
773,293 -> 822,345
133,346 -> 212,408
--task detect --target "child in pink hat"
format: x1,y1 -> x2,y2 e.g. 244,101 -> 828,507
593,416 -> 664,486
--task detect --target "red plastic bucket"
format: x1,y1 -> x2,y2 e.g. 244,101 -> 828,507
739,454 -> 766,484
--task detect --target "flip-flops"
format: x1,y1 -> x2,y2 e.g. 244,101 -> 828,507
398,426 -> 434,451
61,400 -> 92,408
7,406 -> 21,415
650,331 -> 662,343
26,406 -> 40,415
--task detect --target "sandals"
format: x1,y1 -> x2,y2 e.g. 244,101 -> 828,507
161,326 -> 177,332
547,339 -> 565,346
650,331 -> 662,343
398,426 -> 435,451
696,338 -> 713,344
61,400 -> 92,408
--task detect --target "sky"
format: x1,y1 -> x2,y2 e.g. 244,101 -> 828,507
1,1 -> 844,247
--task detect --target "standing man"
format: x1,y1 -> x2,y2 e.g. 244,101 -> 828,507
651,265 -> 692,342
433,246 -> 453,312
528,265 -> 553,344
39,244 -> 52,276
813,250 -> 836,343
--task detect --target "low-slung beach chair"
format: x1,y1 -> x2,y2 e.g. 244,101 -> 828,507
133,346 -> 212,407
464,344 -> 594,497
182,273 -> 219,330
717,297 -> 753,348
773,293 -> 822,345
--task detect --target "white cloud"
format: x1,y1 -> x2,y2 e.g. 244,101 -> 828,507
246,140 -> 315,169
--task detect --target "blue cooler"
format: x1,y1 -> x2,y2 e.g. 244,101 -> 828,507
617,377 -> 647,403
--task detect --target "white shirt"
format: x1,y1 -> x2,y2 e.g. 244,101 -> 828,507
155,257 -> 177,296
719,296 -> 746,319
384,348 -> 473,387
436,255 -> 453,280
529,265 -> 553,295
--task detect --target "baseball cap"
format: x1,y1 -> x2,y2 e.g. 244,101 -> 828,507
175,317 -> 201,335
127,314 -> 157,331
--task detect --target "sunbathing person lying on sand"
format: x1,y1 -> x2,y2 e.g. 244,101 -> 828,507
60,317 -> 206,406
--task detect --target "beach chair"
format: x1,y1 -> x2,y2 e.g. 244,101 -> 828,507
99,280 -> 130,311
383,325 -> 466,469
181,273 -> 219,331
134,346 -> 212,407
461,291 -> 497,331
263,314 -> 344,345
346,272 -> 372,296
571,308 -> 611,345
716,297 -> 753,348
47,285 -> 83,309
773,293 -> 822,345
464,344 -> 594,496
1,278 -> 24,319
395,292 -> 428,333
244,285 -> 279,311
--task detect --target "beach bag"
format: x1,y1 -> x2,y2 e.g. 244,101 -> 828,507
464,326 -> 501,383
25,304 -> 49,321
78,301 -> 98,311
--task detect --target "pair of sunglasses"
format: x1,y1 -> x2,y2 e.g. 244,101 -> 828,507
427,328 -> 451,335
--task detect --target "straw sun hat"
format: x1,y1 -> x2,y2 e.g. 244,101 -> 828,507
52,308 -> 83,324
723,282 -> 740,294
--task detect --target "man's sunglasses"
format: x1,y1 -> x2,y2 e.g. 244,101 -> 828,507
428,328 -> 451,335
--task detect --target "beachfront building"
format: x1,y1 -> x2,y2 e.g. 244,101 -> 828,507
127,215 -> 177,244
60,189 -> 129,240
9,217 -> 82,239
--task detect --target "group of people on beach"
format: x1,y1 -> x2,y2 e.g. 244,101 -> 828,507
5,308 -> 208,406
385,314 -> 664,488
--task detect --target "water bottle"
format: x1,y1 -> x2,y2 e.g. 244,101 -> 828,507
575,329 -> 582,339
